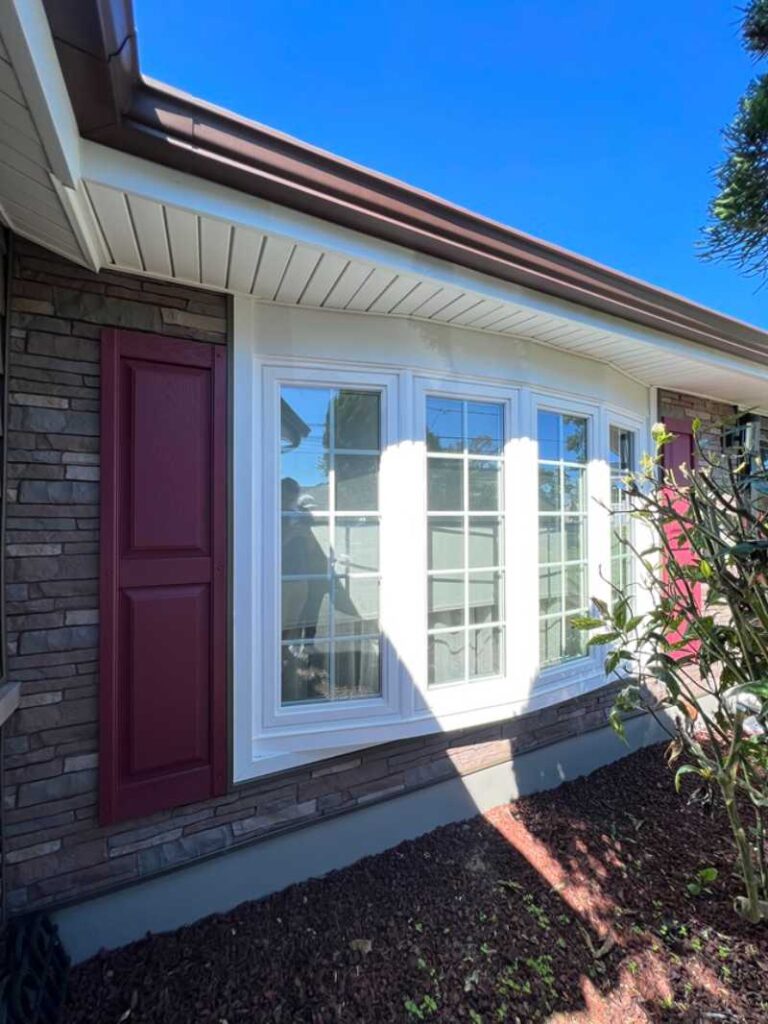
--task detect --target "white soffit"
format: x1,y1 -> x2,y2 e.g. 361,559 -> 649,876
77,141 -> 768,410
0,2 -> 93,267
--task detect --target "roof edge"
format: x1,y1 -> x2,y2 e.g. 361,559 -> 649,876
42,0 -> 768,367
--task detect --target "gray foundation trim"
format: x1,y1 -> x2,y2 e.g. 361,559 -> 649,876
55,711 -> 670,963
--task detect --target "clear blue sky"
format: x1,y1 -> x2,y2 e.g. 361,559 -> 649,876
134,1 -> 768,328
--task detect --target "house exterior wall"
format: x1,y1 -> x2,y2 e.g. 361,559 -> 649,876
0,238 -> 735,917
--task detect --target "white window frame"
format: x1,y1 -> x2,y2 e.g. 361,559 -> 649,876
412,377 -> 521,719
231,320 -> 651,782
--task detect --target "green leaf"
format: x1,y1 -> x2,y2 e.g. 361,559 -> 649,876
570,615 -> 605,631
674,764 -> 703,793
587,632 -> 620,647
698,867 -> 718,885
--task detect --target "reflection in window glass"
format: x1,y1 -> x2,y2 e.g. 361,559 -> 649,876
427,396 -> 505,686
609,426 -> 635,601
280,386 -> 382,705
537,410 -> 589,667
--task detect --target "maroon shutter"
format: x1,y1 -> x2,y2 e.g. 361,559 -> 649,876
661,416 -> 701,657
100,329 -> 227,824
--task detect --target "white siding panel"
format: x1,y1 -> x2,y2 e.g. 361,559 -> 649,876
431,294 -> 485,323
389,281 -> 442,316
86,183 -> 142,270
345,268 -> 397,311
413,287 -> 465,320
450,299 -> 504,327
227,227 -> 264,293
0,34 -> 8,62
127,195 -> 172,277
0,59 -> 24,106
200,217 -> 232,289
367,274 -> 422,314
0,90 -> 39,144
0,137 -> 52,187
165,205 -> 200,282
0,162 -> 61,222
322,261 -> 375,308
252,236 -> 294,299
275,244 -> 322,304
298,252 -> 349,307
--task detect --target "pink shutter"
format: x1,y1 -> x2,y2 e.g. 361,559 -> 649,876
661,417 -> 701,658
100,329 -> 227,824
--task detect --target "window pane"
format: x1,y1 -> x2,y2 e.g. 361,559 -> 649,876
565,618 -> 587,659
335,578 -> 379,635
428,575 -> 465,629
539,568 -> 562,616
428,458 -> 463,510
538,410 -> 560,461
281,453 -> 330,511
429,517 -> 464,571
334,638 -> 381,699
336,455 -> 379,511
334,390 -> 380,451
538,518 -> 561,564
563,416 -> 587,462
469,517 -> 501,568
467,402 -> 503,455
429,631 -> 465,685
282,579 -> 331,641
282,515 -> 330,576
468,571 -> 502,625
565,564 -> 586,612
335,517 -> 379,573
282,642 -> 330,703
564,517 -> 585,562
563,467 -> 585,512
426,396 -> 463,452
281,387 -> 330,453
468,460 -> 500,511
539,618 -> 562,666
538,466 -> 560,512
469,627 -> 502,679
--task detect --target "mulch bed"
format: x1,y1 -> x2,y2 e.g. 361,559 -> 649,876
64,744 -> 768,1023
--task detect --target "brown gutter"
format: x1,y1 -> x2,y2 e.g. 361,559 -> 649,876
43,0 -> 768,368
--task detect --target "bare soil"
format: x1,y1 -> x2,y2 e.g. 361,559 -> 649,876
64,744 -> 768,1023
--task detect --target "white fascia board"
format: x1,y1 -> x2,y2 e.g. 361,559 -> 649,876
81,140 -> 768,397
1,0 -> 81,188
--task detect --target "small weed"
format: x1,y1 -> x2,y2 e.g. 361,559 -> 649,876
468,1011 -> 483,1024
626,960 -> 639,975
687,866 -> 718,897
404,994 -> 438,1019
522,893 -> 551,930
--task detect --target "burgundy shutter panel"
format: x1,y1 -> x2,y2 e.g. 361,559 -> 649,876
661,416 -> 701,657
100,329 -> 227,824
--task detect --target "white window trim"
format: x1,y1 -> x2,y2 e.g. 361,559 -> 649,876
232,301 -> 653,782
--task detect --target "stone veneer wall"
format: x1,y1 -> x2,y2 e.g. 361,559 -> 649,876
2,241 -> 730,916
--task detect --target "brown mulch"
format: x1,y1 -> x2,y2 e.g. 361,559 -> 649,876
64,744 -> 768,1023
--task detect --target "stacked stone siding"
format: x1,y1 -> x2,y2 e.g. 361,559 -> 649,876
2,240 -> 727,917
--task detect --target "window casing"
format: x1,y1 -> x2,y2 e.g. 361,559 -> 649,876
609,425 -> 636,598
233,344 -> 649,781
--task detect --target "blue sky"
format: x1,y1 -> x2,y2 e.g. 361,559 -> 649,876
134,1 -> 768,328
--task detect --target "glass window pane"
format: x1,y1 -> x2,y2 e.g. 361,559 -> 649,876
538,466 -> 560,512
469,626 -> 502,679
467,402 -> 503,455
427,396 -> 463,452
538,518 -> 561,564
334,390 -> 380,451
336,455 -> 379,511
429,631 -> 465,685
469,571 -> 502,625
282,579 -> 331,641
565,617 -> 587,659
282,641 -> 330,704
428,458 -> 463,511
469,517 -> 501,568
565,564 -> 586,612
428,575 -> 465,629
539,568 -> 562,616
334,638 -> 381,699
334,578 -> 379,635
281,454 -> 330,511
563,467 -> 585,512
538,410 -> 560,461
539,618 -> 562,667
282,515 -> 330,576
469,460 -> 500,511
335,517 -> 379,573
563,416 -> 587,462
281,387 -> 330,454
564,516 -> 585,562
429,517 -> 464,571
